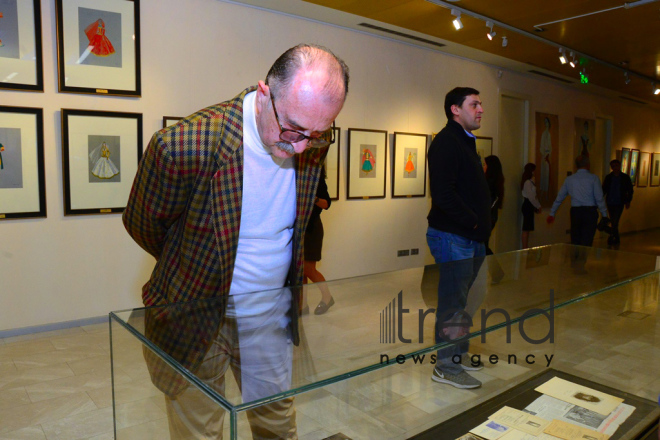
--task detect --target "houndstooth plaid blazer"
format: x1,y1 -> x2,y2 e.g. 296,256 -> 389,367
122,87 -> 325,393
124,86 -> 325,306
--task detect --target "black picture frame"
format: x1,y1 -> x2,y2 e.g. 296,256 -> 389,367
392,132 -> 428,198
325,126 -> 340,200
162,116 -> 183,128
0,0 -> 44,92
347,128 -> 388,200
55,0 -> 141,96
0,106 -> 46,219
61,109 -> 142,215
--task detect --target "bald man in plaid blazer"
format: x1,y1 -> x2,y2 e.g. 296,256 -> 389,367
123,44 -> 349,439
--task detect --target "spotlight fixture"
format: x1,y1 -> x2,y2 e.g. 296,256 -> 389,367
624,72 -> 631,85
486,20 -> 496,40
569,52 -> 576,68
559,48 -> 567,64
451,9 -> 463,30
502,36 -> 508,47
654,83 -> 660,95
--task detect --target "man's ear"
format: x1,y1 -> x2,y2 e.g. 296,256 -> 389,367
450,104 -> 460,117
255,80 -> 270,115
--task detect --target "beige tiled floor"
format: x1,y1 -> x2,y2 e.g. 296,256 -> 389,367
2,231 -> 659,439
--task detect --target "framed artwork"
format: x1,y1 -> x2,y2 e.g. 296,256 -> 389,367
637,152 -> 651,187
0,0 -> 43,91
0,106 -> 46,219
574,117 -> 595,158
324,126 -> 340,200
535,112 -> 559,208
392,132 -> 427,198
162,116 -> 182,128
61,109 -> 142,215
621,148 -> 631,174
55,0 -> 141,96
347,128 -> 387,199
629,149 -> 640,186
651,153 -> 660,187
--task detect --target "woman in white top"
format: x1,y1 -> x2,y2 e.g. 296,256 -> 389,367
521,163 -> 542,249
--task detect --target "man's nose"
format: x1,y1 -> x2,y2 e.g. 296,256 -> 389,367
293,138 -> 310,154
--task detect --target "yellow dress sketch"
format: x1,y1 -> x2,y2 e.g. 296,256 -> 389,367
90,142 -> 119,179
404,152 -> 415,175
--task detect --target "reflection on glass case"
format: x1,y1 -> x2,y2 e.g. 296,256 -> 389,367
110,244 -> 660,439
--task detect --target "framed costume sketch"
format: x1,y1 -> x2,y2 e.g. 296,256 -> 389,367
651,153 -> 660,187
620,148 -> 631,174
55,0 -> 141,96
0,106 -> 46,219
162,116 -> 182,128
637,152 -> 651,187
61,109 -> 142,215
324,126 -> 340,200
392,132 -> 427,198
0,0 -> 44,91
535,112 -> 559,208
347,128 -> 387,199
629,149 -> 640,186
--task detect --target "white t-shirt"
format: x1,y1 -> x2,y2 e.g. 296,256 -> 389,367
228,91 -> 296,323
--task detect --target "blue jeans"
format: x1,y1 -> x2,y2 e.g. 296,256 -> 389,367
426,227 -> 485,374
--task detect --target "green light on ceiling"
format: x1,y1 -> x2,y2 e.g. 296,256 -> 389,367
580,72 -> 589,84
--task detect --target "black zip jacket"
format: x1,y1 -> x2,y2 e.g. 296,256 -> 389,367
427,119 -> 492,242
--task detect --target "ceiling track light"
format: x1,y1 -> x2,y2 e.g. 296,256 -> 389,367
569,52 -> 576,68
559,48 -> 567,64
502,36 -> 508,47
486,20 -> 496,40
654,83 -> 660,95
451,9 -> 463,30
624,72 -> 631,84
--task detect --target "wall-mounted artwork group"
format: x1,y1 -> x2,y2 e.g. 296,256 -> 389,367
0,0 -> 143,221
619,148 -> 659,188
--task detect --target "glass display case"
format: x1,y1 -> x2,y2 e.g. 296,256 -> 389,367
109,244 -> 660,439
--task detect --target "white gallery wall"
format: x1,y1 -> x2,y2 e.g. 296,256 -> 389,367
1,0 -> 660,333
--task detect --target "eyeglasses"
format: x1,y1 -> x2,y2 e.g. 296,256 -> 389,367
270,94 -> 335,149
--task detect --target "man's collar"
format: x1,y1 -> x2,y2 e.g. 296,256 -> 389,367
447,119 -> 476,139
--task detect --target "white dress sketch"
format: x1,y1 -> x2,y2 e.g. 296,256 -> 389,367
89,142 -> 119,179
539,117 -> 552,199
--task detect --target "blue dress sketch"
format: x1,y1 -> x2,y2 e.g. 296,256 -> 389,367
89,142 -> 119,179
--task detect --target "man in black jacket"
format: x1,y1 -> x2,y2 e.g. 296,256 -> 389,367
426,87 -> 491,389
602,159 -> 633,245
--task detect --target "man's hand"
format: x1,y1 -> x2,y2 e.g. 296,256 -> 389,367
546,215 -> 555,224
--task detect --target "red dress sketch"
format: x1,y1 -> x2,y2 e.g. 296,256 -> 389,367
405,152 -> 415,175
85,19 -> 115,57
